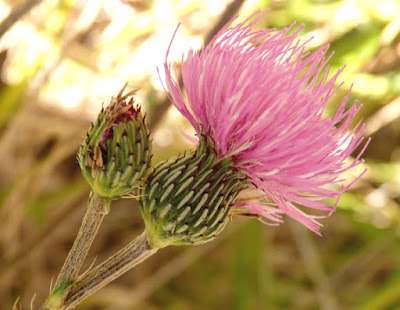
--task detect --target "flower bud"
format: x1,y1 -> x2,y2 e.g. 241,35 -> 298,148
139,136 -> 248,248
78,85 -> 151,203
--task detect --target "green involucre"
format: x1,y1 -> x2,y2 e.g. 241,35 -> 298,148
78,89 -> 151,201
139,136 -> 249,248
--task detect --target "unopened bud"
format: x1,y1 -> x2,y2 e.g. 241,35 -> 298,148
78,85 -> 151,202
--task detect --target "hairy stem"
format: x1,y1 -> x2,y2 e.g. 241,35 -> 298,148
46,192 -> 108,309
61,231 -> 158,310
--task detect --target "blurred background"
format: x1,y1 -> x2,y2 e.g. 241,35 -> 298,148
0,0 -> 400,309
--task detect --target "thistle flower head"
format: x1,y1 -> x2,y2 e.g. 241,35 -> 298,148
162,12 -> 369,234
78,84 -> 152,203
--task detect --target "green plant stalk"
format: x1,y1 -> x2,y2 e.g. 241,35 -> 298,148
60,231 -> 158,310
46,192 -> 109,309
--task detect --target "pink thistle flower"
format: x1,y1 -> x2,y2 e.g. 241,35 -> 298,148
162,11 -> 369,234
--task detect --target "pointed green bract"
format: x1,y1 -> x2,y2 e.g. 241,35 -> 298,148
46,280 -> 74,310
78,86 -> 151,201
139,136 -> 249,248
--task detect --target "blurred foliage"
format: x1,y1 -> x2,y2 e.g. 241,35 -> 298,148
0,0 -> 400,309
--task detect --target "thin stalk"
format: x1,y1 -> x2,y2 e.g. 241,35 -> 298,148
0,0 -> 43,38
46,192 -> 108,309
60,231 -> 158,310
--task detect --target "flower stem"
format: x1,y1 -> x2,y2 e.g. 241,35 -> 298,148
60,231 -> 157,310
46,192 -> 108,309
